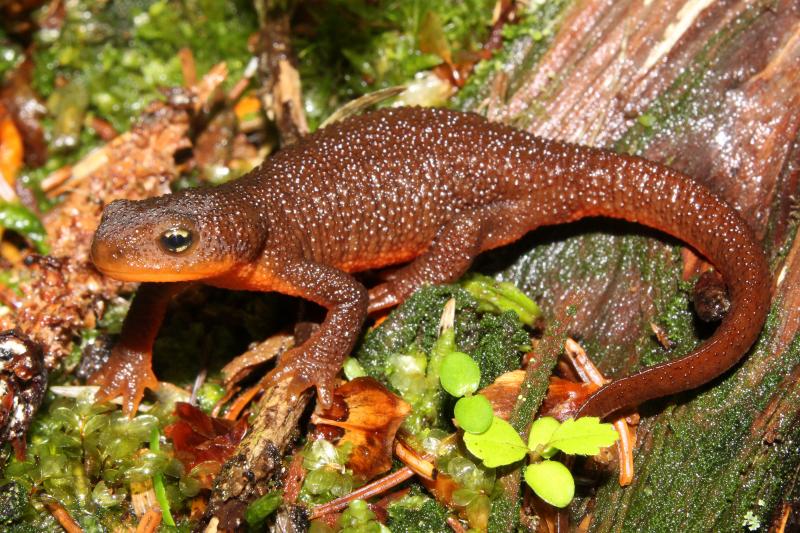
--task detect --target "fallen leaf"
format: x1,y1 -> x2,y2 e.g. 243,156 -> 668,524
312,377 -> 411,481
164,402 -> 247,484
478,369 -> 524,420
540,376 -> 599,421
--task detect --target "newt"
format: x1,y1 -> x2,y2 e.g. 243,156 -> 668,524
90,106 -> 771,417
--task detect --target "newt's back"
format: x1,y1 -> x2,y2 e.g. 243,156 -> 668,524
240,106 -> 557,269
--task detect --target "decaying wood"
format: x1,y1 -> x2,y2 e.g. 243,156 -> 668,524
463,0 -> 800,529
203,379 -> 313,531
255,0 -> 308,146
2,100 -> 191,368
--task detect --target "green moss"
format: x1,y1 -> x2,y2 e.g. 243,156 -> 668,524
299,440 -> 355,506
613,4 -> 764,156
337,499 -> 388,533
356,285 -> 528,434
28,0 -> 257,172
0,392 -> 197,530
386,485 -> 450,533
0,29 -> 23,81
467,311 -> 531,388
0,482 -> 27,525
294,0 -> 496,128
453,0 -> 574,113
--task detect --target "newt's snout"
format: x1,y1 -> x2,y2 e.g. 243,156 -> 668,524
90,235 -> 116,273
92,199 -> 134,277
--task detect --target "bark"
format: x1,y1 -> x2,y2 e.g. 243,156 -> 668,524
203,380 -> 313,531
456,0 -> 800,530
255,0 -> 308,146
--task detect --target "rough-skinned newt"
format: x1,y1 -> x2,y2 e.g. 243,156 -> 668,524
90,107 -> 771,417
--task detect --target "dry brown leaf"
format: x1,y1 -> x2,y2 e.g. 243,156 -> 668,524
312,377 -> 411,481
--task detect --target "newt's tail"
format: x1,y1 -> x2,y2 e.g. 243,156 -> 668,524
550,145 -> 772,419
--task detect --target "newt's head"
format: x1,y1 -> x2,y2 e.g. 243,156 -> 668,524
91,190 -> 267,282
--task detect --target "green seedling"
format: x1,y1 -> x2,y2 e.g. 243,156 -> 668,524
465,415 -> 618,507
438,341 -> 618,508
454,394 -> 493,434
439,351 -> 481,397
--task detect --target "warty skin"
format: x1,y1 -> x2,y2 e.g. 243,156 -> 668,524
91,106 -> 770,417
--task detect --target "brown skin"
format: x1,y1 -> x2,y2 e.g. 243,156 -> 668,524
91,107 -> 771,417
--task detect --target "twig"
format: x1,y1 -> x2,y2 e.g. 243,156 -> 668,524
134,508 -> 162,533
179,47 -> 197,87
394,440 -> 435,480
190,368 -> 207,405
309,467 -> 416,520
43,498 -> 84,533
319,86 -> 406,129
223,379 -> 265,420
564,338 -> 636,486
447,515 -> 467,533
202,378 -> 313,529
227,56 -> 259,102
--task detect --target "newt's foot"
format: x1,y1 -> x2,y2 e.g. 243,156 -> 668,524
368,283 -> 401,314
264,347 -> 339,408
89,346 -> 158,416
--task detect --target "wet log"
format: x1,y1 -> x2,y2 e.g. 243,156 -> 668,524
456,0 -> 799,530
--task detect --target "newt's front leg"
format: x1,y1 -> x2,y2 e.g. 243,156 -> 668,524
90,282 -> 188,415
230,257 -> 368,408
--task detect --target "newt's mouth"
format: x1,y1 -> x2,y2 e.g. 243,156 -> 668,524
92,266 -> 217,283
91,239 -> 227,282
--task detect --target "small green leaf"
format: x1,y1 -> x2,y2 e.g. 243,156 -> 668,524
452,488 -> 478,506
149,428 -> 175,526
0,202 -> 48,253
463,416 -> 527,468
439,351 -> 481,397
548,417 -> 619,456
454,394 -> 493,434
245,491 -> 283,527
461,273 -> 541,326
524,460 -> 575,508
527,416 -> 560,453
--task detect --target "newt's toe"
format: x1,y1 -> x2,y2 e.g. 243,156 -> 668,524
264,349 -> 338,408
368,283 -> 400,313
90,347 -> 158,416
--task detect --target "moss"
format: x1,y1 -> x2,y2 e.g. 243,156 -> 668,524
452,0 -> 575,114
293,0 -> 497,128
0,29 -> 23,81
26,0 -> 256,177
613,4 -> 765,156
0,482 -> 27,525
0,393 -> 192,530
386,485 -> 450,533
355,284 -> 528,434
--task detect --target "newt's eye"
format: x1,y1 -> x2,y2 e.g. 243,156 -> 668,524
159,227 -> 194,254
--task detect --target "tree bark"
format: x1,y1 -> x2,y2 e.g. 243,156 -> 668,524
456,0 -> 800,530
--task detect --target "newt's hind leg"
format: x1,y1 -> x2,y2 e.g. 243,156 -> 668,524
90,282 -> 188,415
368,202 -> 529,313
